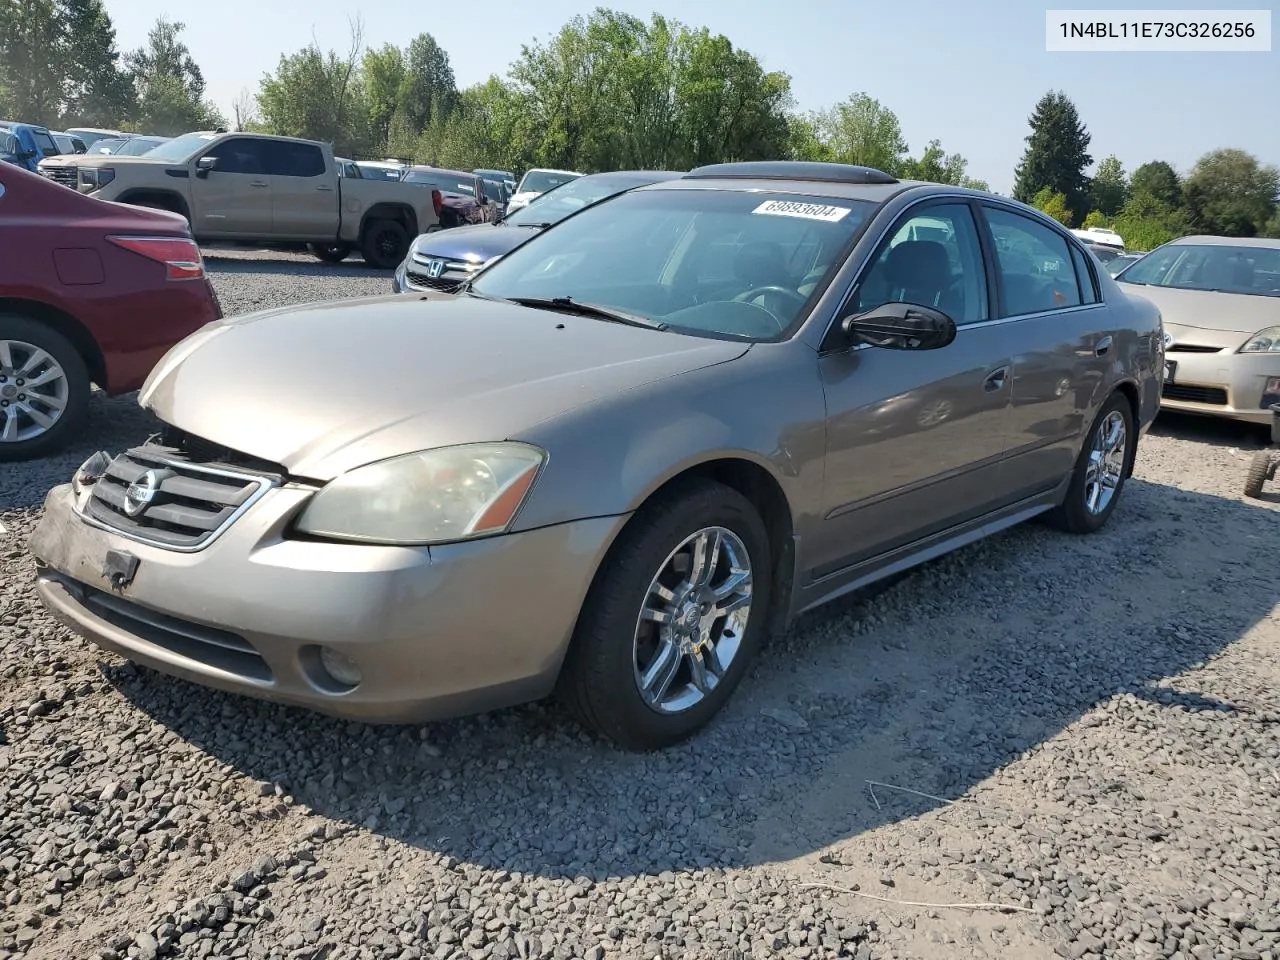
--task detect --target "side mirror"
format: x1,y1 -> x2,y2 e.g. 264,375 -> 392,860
841,301 -> 957,351
195,156 -> 217,178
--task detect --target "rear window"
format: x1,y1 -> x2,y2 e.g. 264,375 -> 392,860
517,170 -> 579,194
268,140 -> 325,177
404,170 -> 476,196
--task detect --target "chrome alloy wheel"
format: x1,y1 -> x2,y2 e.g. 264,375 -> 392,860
1084,410 -> 1126,515
633,526 -> 753,714
0,339 -> 70,444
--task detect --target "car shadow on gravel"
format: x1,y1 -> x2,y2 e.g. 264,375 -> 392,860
96,473 -> 1280,882
203,257 -> 386,279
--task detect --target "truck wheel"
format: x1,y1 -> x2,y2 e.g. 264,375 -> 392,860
360,220 -> 410,270
309,243 -> 352,264
0,314 -> 91,462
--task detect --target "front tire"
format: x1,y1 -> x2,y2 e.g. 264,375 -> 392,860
1046,392 -> 1135,534
0,315 -> 91,462
359,220 -> 410,270
559,478 -> 772,751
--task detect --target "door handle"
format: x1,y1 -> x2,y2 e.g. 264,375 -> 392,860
983,366 -> 1009,392
1094,335 -> 1113,357
250,180 -> 268,188
317,185 -> 333,192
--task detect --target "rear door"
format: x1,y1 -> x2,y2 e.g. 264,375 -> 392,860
265,140 -> 337,240
812,199 -> 1014,576
190,137 -> 272,237
978,202 -> 1112,500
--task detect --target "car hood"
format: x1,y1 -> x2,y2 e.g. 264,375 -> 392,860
1120,282 -> 1278,338
411,224 -> 534,264
139,293 -> 750,480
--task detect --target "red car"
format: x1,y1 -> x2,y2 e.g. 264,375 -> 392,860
0,162 -> 221,461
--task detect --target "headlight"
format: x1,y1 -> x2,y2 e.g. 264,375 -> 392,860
294,442 -> 546,545
80,167 -> 114,190
1240,326 -> 1280,354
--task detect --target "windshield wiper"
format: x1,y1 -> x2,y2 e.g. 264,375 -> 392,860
507,296 -> 668,330
514,222 -> 552,229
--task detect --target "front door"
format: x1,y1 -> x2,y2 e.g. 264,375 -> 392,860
811,201 -> 1013,577
265,139 -> 336,240
189,137 -> 272,238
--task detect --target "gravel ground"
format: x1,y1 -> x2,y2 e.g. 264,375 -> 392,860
2,249 -> 1278,960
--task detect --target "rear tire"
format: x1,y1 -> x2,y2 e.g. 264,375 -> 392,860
0,314 -> 91,462
1046,392 -> 1135,534
309,242 -> 352,264
360,220 -> 410,270
558,478 -> 772,751
1244,450 -> 1271,499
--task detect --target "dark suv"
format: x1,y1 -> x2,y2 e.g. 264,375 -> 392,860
393,170 -> 684,294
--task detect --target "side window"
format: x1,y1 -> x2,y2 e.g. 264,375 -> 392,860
853,203 -> 989,325
985,207 -> 1083,317
268,141 -> 325,178
1069,243 -> 1100,304
202,138 -> 266,176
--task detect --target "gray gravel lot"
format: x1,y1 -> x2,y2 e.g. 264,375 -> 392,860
2,248 -> 1278,960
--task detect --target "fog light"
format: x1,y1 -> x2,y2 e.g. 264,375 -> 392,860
319,646 -> 363,688
72,450 -> 112,495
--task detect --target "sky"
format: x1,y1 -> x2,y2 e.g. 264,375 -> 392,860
100,0 -> 1279,194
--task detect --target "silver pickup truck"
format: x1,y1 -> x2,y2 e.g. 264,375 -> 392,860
37,131 -> 442,268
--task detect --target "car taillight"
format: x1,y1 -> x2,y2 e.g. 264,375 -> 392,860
107,236 -> 205,281
431,189 -> 443,217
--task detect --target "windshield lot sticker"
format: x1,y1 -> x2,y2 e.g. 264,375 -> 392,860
752,200 -> 851,222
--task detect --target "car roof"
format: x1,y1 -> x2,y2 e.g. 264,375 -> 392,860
524,168 -> 582,176
1166,235 -> 1280,250
581,170 -> 685,183
408,166 -> 476,180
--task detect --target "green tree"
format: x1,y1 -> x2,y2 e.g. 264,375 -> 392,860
257,20 -> 370,157
1111,191 -> 1190,252
1031,187 -> 1073,226
398,33 -> 457,132
1182,148 -> 1279,237
899,138 -> 986,189
811,92 -> 907,174
1128,160 -> 1182,208
1082,210 -> 1108,228
1012,90 -> 1092,221
786,114 -> 833,162
127,17 -> 224,133
1089,155 -> 1127,216
362,43 -> 405,152
0,0 -> 70,122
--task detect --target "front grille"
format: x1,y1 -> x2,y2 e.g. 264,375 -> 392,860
1163,384 -> 1228,405
49,572 -> 272,682
1167,343 -> 1222,354
41,166 -> 79,189
82,441 -> 279,551
405,269 -> 462,293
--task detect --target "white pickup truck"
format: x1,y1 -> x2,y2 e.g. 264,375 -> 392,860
37,131 -> 442,268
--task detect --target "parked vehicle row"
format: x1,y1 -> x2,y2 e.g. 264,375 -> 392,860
15,158 -> 1169,752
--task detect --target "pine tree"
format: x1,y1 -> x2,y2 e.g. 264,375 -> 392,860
1012,91 -> 1093,222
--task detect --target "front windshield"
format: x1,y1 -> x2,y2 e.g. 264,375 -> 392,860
141,132 -> 218,163
118,138 -> 167,156
471,188 -> 876,342
1118,243 -> 1280,297
505,175 -> 648,227
518,170 -> 579,194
